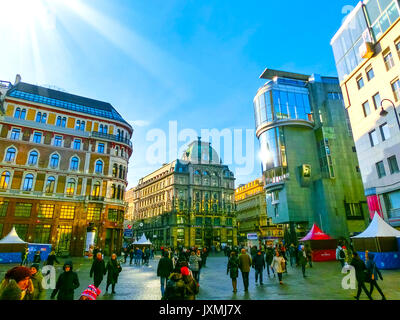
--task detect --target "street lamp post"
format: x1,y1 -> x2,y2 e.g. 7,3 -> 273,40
380,99 -> 400,131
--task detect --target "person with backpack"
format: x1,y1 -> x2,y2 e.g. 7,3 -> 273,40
162,267 -> 185,300
227,251 -> 240,293
366,253 -> 386,300
157,251 -> 174,296
350,252 -> 373,300
336,244 -> 345,268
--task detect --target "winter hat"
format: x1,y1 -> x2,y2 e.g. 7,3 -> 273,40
181,266 -> 190,276
5,266 -> 31,283
80,285 -> 101,300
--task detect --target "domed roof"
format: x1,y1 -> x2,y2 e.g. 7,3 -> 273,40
181,139 -> 220,165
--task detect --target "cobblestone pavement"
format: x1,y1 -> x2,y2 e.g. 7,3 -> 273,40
1,254 -> 399,300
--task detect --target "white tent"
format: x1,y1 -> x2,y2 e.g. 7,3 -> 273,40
352,213 -> 400,239
133,234 -> 152,245
0,227 -> 27,244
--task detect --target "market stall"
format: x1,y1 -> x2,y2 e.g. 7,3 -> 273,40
352,213 -> 400,270
300,224 -> 337,262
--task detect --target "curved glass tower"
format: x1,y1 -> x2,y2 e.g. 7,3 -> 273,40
253,69 -> 368,240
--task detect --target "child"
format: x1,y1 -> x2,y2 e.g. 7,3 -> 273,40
79,285 -> 101,300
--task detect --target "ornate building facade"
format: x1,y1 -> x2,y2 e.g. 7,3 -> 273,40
128,138 -> 237,248
0,75 -> 133,256
235,178 -> 283,246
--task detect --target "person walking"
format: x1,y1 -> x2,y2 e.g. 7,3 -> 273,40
201,248 -> 208,267
129,248 -> 134,265
336,244 -> 345,268
51,261 -> 80,300
298,245 -> 308,278
181,266 -> 199,300
289,244 -> 297,267
188,251 -> 202,283
305,245 -> 312,268
90,252 -> 107,288
45,251 -> 59,266
350,252 -> 373,300
33,251 -> 41,265
265,246 -> 275,278
106,253 -> 122,294
20,248 -> 29,266
271,251 -> 286,285
0,266 -> 34,300
238,248 -> 252,292
162,266 -> 186,300
227,251 -> 240,293
253,250 -> 266,285
29,264 -> 45,300
157,251 -> 174,297
366,253 -> 386,300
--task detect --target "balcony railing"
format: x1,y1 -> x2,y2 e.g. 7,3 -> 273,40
91,131 -> 132,148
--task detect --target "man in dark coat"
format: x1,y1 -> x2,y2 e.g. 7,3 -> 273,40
298,245 -> 308,278
253,250 -> 266,285
238,249 -> 252,292
265,246 -> 275,277
90,252 -> 107,288
366,253 -> 386,300
51,261 -> 80,300
106,253 -> 122,294
201,248 -> 208,267
157,251 -> 174,296
350,252 -> 373,300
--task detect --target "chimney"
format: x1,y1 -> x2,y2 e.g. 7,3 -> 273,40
14,74 -> 21,85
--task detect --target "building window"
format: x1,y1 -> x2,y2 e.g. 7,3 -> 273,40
14,108 -> 21,118
396,39 -> 400,57
54,136 -> 63,147
5,147 -> 16,162
11,128 -> 21,140
388,155 -> 400,174
376,161 -> 386,178
38,204 -> 54,218
50,154 -> 60,168
384,52 -> 395,71
15,203 -> 32,217
108,209 -> 118,222
87,207 -> 101,221
98,143 -> 105,154
95,160 -> 103,174
41,113 -> 47,123
357,77 -> 364,89
92,182 -> 101,197
112,164 -> 118,177
392,79 -> 400,101
80,121 -> 85,131
111,184 -> 116,199
56,116 -> 61,127
28,151 -> 38,165
73,139 -> 81,150
76,120 -> 81,130
372,93 -> 381,110
0,172 -> 10,189
33,225 -> 51,244
214,218 -> 221,226
33,132 -> 42,144
35,112 -> 46,123
22,174 -> 34,191
61,117 -> 66,127
345,202 -> 364,220
60,206 -> 75,219
66,179 -> 76,196
14,224 -> 29,241
379,123 -> 391,141
366,67 -> 375,81
369,130 -> 379,147
327,92 -> 343,100
70,157 -> 79,171
362,101 -> 371,117
0,201 -> 9,217
45,176 -> 56,193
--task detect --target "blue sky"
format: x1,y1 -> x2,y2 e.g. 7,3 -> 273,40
0,0 -> 358,188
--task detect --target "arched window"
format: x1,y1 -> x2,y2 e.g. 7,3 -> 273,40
104,125 -> 108,134
117,185 -> 121,200
56,116 -> 61,126
42,113 -> 47,123
20,109 -> 26,120
36,112 -> 42,122
115,146 -> 119,156
95,160 -> 103,174
119,165 -> 123,179
111,184 -> 116,199
80,121 -> 85,131
92,181 -> 101,197
61,117 -> 66,128
113,164 -> 118,177
50,154 -> 59,168
5,147 -> 16,162
76,120 -> 81,130
28,150 -> 38,165
121,148 -> 124,157
0,171 -> 11,189
14,108 -> 21,118
121,187 -> 125,200
45,176 -> 56,193
66,179 -> 76,196
23,174 -> 34,191
70,157 -> 79,171
117,129 -> 121,139
99,124 -> 103,133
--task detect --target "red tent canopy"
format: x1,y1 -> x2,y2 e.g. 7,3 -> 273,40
300,224 -> 332,241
